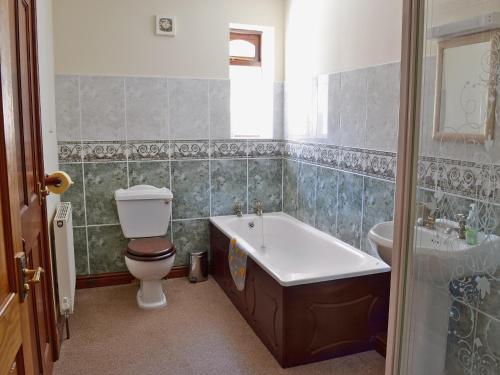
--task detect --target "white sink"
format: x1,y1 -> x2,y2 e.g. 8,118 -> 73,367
368,220 -> 500,280
369,220 -> 500,374
368,221 -> 394,265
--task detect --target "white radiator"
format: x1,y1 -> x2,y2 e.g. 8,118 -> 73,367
53,202 -> 76,314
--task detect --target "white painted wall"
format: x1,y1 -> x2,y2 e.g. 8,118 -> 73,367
37,0 -> 60,219
53,0 -> 286,80
284,0 -> 403,79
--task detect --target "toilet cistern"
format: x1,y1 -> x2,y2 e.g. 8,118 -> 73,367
115,185 -> 175,310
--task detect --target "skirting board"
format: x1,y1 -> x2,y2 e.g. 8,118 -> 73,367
75,266 -> 189,289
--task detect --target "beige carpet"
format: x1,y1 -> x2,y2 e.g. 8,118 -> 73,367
54,277 -> 385,375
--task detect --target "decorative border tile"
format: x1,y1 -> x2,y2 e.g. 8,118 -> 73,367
82,141 -> 128,162
284,142 -> 376,179
248,139 -> 283,158
338,147 -> 365,174
283,141 -> 302,160
418,156 -> 500,203
363,150 -> 397,180
127,141 -> 169,161
171,140 -> 209,160
211,139 -> 247,159
58,141 -> 83,163
317,144 -> 341,168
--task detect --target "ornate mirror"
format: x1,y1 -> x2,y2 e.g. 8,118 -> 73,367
433,30 -> 499,143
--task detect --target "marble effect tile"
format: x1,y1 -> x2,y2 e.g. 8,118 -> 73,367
210,159 -> 247,216
125,77 -> 167,141
361,178 -> 395,252
171,160 -> 210,219
283,159 -> 299,217
84,162 -> 127,225
73,227 -> 88,276
59,163 -> 85,227
340,69 -> 367,148
297,163 -> 317,226
87,225 -> 127,274
315,167 -> 338,237
365,63 -> 400,152
209,80 -> 230,139
327,73 -> 341,145
80,76 -> 125,141
172,219 -> 209,266
337,172 -> 363,248
248,159 -> 282,213
169,79 -> 209,140
55,75 -> 81,141
273,82 -> 284,139
128,161 -> 170,188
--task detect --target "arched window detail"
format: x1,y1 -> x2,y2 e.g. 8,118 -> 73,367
230,29 -> 262,66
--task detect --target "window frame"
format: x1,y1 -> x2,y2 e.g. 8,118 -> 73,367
229,29 -> 262,67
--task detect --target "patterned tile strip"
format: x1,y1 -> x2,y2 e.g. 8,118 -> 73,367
127,141 -> 170,161
58,139 -> 499,204
171,140 -> 210,160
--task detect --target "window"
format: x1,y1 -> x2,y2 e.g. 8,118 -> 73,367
229,29 -> 262,66
229,25 -> 274,139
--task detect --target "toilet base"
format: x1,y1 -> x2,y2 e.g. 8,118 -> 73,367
136,280 -> 167,310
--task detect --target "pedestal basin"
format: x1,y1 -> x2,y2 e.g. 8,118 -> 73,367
368,220 -> 500,375
368,220 -> 500,281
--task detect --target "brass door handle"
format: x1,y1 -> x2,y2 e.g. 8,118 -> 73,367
23,267 -> 44,284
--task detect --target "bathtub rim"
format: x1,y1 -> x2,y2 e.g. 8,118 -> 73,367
209,212 -> 391,287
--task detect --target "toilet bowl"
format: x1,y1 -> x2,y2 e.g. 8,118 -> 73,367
125,238 -> 176,309
115,185 -> 175,310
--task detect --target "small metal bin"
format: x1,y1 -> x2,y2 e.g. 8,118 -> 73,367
188,251 -> 208,283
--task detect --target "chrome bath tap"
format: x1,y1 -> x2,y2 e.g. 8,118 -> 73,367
253,200 -> 263,216
233,202 -> 243,217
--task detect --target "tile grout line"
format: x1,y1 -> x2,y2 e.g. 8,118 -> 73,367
335,167 -> 340,237
124,77 -> 130,189
281,149 -> 284,212
360,175 -> 366,251
77,75 -> 91,275
246,140 -> 250,214
167,78 -> 174,244
313,164 -> 318,228
208,80 -> 212,218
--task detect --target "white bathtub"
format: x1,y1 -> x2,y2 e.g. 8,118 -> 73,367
210,212 -> 390,286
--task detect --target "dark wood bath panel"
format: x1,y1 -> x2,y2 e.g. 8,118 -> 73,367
209,223 -> 391,368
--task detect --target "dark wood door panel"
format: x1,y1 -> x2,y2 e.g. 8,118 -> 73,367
10,0 -> 57,372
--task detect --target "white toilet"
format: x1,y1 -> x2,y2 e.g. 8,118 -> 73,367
115,185 -> 175,310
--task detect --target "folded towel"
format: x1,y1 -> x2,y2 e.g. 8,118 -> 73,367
228,238 -> 247,291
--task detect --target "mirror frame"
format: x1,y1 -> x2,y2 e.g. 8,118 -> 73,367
433,30 -> 499,143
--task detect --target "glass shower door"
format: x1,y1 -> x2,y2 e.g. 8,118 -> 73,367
400,0 -> 500,374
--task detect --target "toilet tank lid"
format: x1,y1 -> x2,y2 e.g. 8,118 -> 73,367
115,185 -> 173,201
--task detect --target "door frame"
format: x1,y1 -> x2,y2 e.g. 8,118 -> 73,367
385,0 -> 425,373
1,0 -> 60,371
29,0 -> 61,361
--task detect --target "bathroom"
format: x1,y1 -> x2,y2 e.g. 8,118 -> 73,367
0,0 -> 498,374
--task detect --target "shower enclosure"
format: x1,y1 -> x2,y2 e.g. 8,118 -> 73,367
391,0 -> 500,374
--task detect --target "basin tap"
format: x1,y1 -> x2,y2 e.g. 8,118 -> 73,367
253,200 -> 263,216
424,208 -> 440,230
444,214 -> 466,240
233,202 -> 243,217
